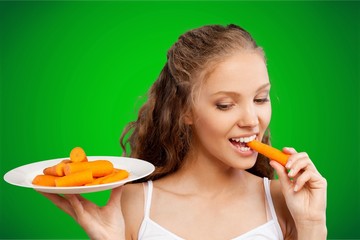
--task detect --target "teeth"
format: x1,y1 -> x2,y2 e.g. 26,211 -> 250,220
240,146 -> 250,152
231,134 -> 256,143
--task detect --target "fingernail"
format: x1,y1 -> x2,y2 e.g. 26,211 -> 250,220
285,161 -> 291,169
294,184 -> 299,192
288,169 -> 293,177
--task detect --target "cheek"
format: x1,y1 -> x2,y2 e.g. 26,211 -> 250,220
193,110 -> 225,137
196,115 -> 218,133
260,106 -> 272,128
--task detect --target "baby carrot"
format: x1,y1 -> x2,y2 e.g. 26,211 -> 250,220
63,160 -> 114,177
85,169 -> 129,186
247,140 -> 290,166
85,177 -> 104,186
43,160 -> 71,177
32,175 -> 57,187
55,170 -> 93,187
100,169 -> 129,184
70,147 -> 88,163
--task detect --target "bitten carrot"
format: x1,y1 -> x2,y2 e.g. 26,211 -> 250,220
70,147 -> 88,163
32,175 -> 57,187
247,140 -> 290,166
64,160 -> 114,177
55,170 -> 93,187
43,160 -> 71,177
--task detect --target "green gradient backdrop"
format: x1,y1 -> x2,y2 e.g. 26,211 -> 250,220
1,1 -> 359,239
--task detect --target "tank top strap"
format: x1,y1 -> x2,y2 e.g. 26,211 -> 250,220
142,180 -> 153,217
263,178 -> 280,222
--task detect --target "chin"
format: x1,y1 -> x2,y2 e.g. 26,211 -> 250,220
229,159 -> 257,171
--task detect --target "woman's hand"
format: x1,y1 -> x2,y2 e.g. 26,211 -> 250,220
39,187 -> 125,240
270,147 -> 327,239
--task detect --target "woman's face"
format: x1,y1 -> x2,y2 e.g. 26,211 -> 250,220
189,52 -> 271,169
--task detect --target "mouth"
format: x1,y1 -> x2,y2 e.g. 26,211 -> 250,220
229,134 -> 257,152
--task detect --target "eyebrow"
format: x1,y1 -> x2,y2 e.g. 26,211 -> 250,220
211,83 -> 271,97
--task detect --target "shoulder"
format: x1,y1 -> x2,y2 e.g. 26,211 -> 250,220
122,182 -> 144,200
269,179 -> 297,239
121,182 -> 146,239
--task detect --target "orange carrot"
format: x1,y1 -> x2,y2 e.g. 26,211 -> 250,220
247,140 -> 290,166
85,177 -> 104,186
55,170 -> 93,187
32,175 -> 57,187
85,169 -> 129,186
85,173 -> 113,186
43,160 -> 71,177
85,169 -> 120,186
70,147 -> 88,163
100,169 -> 129,184
63,160 -> 114,177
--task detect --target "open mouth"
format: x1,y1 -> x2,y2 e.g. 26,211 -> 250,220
229,135 -> 256,152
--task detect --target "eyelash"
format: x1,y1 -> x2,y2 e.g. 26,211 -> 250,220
216,104 -> 234,111
254,98 -> 270,104
216,98 -> 269,111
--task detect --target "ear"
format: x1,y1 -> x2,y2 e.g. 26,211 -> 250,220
183,111 -> 193,125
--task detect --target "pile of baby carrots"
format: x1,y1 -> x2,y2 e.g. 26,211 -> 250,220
32,147 -> 129,187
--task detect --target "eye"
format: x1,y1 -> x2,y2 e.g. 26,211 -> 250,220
254,98 -> 270,104
216,103 -> 234,111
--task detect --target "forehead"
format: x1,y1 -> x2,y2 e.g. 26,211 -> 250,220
200,52 -> 269,95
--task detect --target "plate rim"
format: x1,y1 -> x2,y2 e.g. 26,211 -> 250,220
3,156 -> 155,194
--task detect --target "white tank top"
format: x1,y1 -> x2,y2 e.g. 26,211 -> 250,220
138,178 -> 284,240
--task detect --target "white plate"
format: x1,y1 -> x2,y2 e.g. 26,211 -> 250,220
3,156 -> 155,194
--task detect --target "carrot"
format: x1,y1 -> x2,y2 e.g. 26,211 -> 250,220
85,169 -> 129,186
63,160 -> 114,177
85,169 -> 117,186
32,175 -> 57,187
55,170 -> 93,187
247,140 -> 290,166
43,160 -> 71,177
100,169 -> 129,184
70,147 -> 88,163
85,177 -> 104,186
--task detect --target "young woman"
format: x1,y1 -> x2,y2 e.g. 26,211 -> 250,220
41,24 -> 327,240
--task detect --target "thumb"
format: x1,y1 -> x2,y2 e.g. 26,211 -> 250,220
107,186 -> 123,207
270,160 -> 292,192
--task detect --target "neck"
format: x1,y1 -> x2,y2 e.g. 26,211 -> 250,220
165,150 -> 251,197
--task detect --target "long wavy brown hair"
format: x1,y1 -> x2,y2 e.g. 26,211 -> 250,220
120,24 -> 274,181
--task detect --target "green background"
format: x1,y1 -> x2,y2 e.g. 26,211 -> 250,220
1,1 -> 359,239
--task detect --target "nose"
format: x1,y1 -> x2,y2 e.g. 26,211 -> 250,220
237,103 -> 259,128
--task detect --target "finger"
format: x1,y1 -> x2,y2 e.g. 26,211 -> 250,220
65,194 -> 84,217
287,156 -> 315,178
295,169 -> 327,191
285,152 -> 313,170
270,160 -> 292,191
71,194 -> 91,205
282,147 -> 297,155
38,191 -> 75,218
107,186 -> 123,207
292,170 -> 313,192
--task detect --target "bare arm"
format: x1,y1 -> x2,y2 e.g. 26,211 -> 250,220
121,183 -> 145,240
